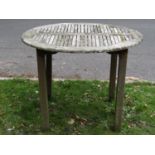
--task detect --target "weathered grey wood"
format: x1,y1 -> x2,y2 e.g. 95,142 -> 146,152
109,53 -> 117,101
22,23 -> 143,53
114,49 -> 128,131
22,23 -> 143,131
46,53 -> 52,100
37,49 -> 49,130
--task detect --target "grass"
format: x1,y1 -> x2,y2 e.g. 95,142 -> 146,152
0,79 -> 155,135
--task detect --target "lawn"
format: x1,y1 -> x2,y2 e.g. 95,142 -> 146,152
0,79 -> 155,135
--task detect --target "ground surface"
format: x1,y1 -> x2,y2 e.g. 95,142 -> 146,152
0,79 -> 155,135
0,19 -> 155,81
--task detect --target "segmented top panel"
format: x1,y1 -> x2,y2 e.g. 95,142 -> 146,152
22,23 -> 143,53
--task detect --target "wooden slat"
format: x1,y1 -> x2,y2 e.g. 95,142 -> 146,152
76,35 -> 80,47
72,35 -> 77,47
48,35 -> 55,45
95,35 -> 100,47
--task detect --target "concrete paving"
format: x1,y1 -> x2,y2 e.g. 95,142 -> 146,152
0,19 -> 155,81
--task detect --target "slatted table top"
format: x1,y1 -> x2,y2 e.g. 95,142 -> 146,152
21,23 -> 143,53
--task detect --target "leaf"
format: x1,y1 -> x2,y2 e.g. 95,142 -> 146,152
68,118 -> 75,125
151,113 -> 155,118
75,115 -> 80,119
7,126 -> 15,132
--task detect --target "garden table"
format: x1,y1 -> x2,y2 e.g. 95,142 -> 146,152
21,23 -> 143,131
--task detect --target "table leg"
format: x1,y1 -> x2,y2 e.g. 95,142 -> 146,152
46,53 -> 52,100
114,49 -> 128,131
109,53 -> 117,101
37,49 -> 49,130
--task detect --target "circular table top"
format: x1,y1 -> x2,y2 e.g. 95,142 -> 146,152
21,23 -> 143,53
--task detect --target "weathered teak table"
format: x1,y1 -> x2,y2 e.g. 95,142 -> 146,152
21,23 -> 143,131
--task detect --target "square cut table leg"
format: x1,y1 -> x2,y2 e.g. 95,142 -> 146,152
109,53 -> 117,101
37,49 -> 49,130
114,49 -> 128,131
46,53 -> 52,100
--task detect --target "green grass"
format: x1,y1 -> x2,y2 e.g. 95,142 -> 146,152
0,79 -> 155,135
